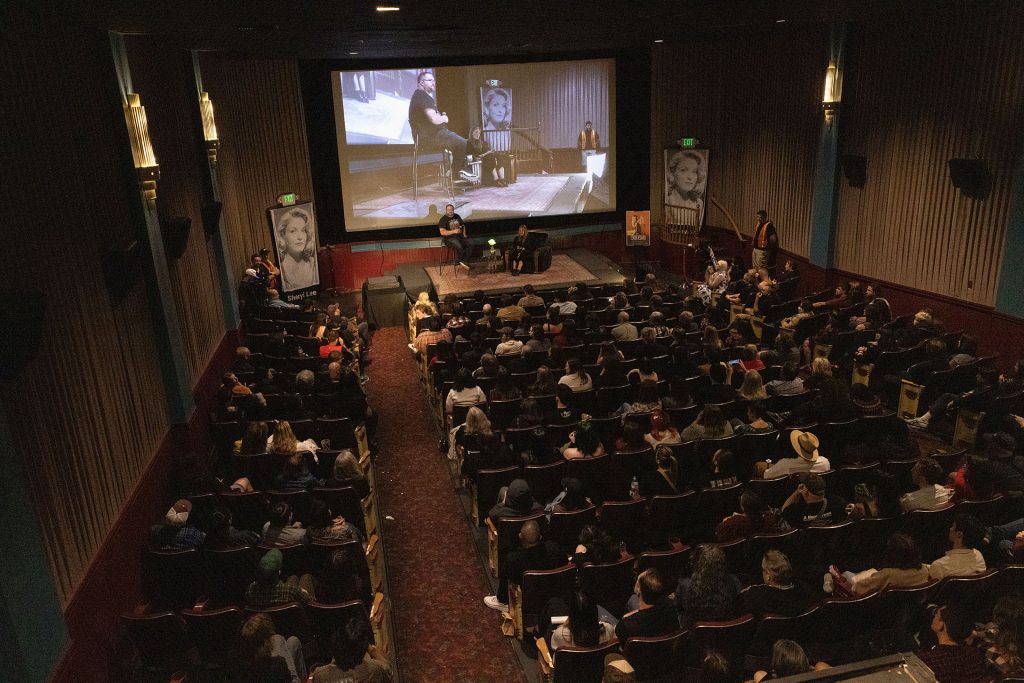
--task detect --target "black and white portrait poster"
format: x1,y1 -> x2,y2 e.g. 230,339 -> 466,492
664,147 -> 709,229
480,86 -> 512,131
267,201 -> 320,300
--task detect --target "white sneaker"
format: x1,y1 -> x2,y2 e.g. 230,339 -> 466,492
483,595 -> 507,611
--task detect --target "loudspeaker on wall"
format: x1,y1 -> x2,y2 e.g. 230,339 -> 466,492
841,154 -> 867,188
162,216 -> 192,258
948,159 -> 991,199
202,201 -> 222,236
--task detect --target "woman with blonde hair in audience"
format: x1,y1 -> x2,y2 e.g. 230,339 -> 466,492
803,357 -> 833,392
411,291 -> 438,319
737,370 -> 768,401
267,420 -> 318,457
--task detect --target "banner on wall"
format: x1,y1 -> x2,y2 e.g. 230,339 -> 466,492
267,200 -> 321,301
626,210 -> 651,246
663,146 -> 708,231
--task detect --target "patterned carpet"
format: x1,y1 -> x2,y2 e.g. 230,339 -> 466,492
366,328 -> 527,683
427,253 -> 600,298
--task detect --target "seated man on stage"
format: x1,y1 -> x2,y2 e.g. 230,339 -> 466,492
504,224 -> 540,276
438,203 -> 470,270
408,71 -> 472,181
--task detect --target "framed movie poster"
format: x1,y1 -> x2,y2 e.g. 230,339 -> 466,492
480,86 -> 512,131
663,147 -> 709,230
267,200 -> 320,300
626,210 -> 651,246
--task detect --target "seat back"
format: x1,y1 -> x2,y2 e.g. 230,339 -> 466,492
121,611 -> 191,671
599,498 -> 648,546
623,629 -> 689,681
551,639 -> 621,683
930,568 -> 1002,620
548,505 -> 598,548
647,492 -> 697,541
489,399 -> 523,431
221,490 -> 270,532
523,460 -> 567,506
744,476 -> 792,509
748,606 -> 819,658
474,465 -> 520,527
495,512 -> 548,564
812,592 -> 882,644
745,529 -> 802,578
636,546 -> 692,586
899,504 -> 956,561
180,606 -> 244,667
313,486 -> 368,535
517,564 -> 578,637
693,483 -> 744,539
202,545 -> 257,604
580,556 -> 635,617
566,453 -> 611,504
315,417 -> 358,450
689,614 -> 757,667
307,599 -> 370,641
244,602 -> 315,643
144,547 -> 201,609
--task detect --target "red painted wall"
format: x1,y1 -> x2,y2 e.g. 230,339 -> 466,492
320,228 -> 630,292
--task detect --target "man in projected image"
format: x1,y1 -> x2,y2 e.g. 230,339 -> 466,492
409,71 -> 472,180
578,120 -> 600,150
438,203 -> 470,271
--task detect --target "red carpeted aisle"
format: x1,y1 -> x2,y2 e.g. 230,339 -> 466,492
365,327 -> 526,682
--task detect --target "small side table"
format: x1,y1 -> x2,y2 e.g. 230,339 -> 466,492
485,248 -> 502,274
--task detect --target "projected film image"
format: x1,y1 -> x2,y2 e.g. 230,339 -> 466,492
331,59 -> 615,232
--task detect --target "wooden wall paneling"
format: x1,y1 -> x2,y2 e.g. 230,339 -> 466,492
1,7 -> 170,604
834,2 -> 1024,306
650,26 -> 826,258
127,36 -> 226,385
199,57 -> 316,281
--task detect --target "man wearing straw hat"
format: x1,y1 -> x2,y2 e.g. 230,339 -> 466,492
764,429 -> 831,478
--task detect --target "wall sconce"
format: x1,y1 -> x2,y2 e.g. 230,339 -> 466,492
822,62 -> 841,128
124,92 -> 160,208
199,91 -> 220,164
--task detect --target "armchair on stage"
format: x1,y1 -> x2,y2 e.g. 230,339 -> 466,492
503,231 -> 552,274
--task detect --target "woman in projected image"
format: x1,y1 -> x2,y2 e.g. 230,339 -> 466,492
666,149 -> 707,224
276,209 -> 319,292
467,126 -> 507,187
482,88 -> 511,131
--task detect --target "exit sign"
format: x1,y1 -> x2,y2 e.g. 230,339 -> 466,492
681,138 -> 696,147
277,192 -> 297,206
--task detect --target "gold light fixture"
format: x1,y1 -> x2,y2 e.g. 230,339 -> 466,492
124,92 -> 160,207
822,61 -> 841,128
199,91 -> 220,164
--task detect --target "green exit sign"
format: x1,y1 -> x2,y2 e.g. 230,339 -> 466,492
682,138 -> 696,147
278,192 -> 296,206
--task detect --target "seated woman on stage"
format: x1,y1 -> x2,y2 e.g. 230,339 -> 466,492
506,224 -> 531,276
467,126 -> 507,187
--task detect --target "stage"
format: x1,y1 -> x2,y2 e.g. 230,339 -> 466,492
392,248 -> 627,299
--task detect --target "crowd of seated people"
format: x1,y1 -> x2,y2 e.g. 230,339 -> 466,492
408,273 -> 1024,680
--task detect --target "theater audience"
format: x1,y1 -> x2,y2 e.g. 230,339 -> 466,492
312,617 -> 392,683
781,473 -> 847,528
914,603 -> 989,683
262,501 -> 309,546
838,533 -> 930,596
899,456 -> 953,512
326,450 -> 370,500
484,520 -> 561,610
234,613 -> 306,683
676,544 -> 742,628
741,550 -> 817,617
638,445 -> 679,497
762,430 -> 830,478
245,549 -> 313,609
681,404 -> 734,441
971,595 -> 1024,677
716,491 -> 781,542
150,499 -> 206,549
548,592 -> 615,651
752,640 -> 827,681
558,358 -> 593,392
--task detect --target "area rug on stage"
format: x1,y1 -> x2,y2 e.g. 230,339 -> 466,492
356,173 -> 574,218
426,253 -> 599,297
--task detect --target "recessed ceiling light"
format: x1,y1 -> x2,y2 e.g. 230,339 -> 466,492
654,39 -> 664,43
376,5 -> 400,11
349,51 -> 359,55
776,18 -> 787,23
